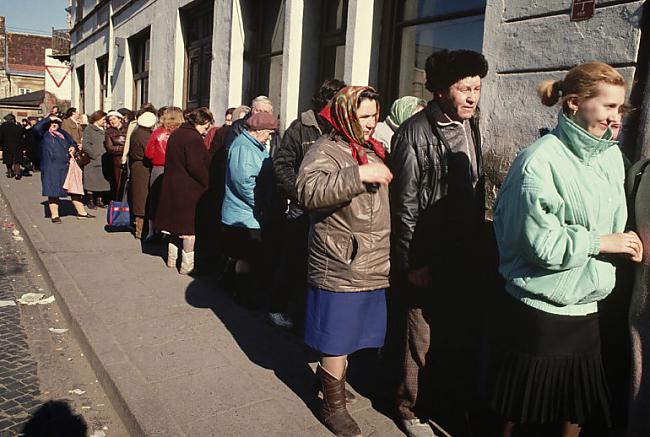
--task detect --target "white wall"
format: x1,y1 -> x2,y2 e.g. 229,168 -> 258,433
45,49 -> 72,102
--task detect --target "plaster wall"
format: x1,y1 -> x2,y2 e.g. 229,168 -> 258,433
481,0 -> 644,204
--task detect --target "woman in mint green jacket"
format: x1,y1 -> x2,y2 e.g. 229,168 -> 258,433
490,62 -> 643,437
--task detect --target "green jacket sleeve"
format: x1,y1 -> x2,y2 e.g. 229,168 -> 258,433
503,170 -> 600,271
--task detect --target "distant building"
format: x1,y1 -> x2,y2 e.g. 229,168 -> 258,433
68,1 -> 649,192
0,16 -> 52,100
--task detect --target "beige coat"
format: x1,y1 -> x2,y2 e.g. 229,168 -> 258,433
296,134 -> 390,292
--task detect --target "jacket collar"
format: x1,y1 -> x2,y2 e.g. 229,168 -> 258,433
301,109 -> 319,129
242,129 -> 266,151
554,112 -> 617,163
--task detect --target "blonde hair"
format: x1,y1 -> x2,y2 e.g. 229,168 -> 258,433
160,106 -> 184,132
538,62 -> 625,113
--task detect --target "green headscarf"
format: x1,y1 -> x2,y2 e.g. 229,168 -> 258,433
385,96 -> 426,130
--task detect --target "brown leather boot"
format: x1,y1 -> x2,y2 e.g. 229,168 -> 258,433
317,364 -> 362,437
134,217 -> 144,239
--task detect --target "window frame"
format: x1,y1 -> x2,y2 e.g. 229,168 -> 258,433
244,0 -> 286,105
129,28 -> 151,109
379,0 -> 486,112
317,0 -> 348,84
96,54 -> 109,112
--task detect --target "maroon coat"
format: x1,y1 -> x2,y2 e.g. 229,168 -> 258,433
155,124 -> 209,235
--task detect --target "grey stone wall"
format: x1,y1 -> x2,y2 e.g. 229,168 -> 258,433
481,0 -> 645,207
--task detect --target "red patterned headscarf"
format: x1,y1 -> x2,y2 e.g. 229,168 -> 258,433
319,86 -> 385,165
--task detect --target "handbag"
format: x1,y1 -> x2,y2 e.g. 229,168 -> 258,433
105,164 -> 132,230
75,149 -> 91,168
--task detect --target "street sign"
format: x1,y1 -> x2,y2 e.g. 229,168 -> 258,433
571,0 -> 596,21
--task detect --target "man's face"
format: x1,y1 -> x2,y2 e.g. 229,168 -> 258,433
29,119 -> 37,126
252,102 -> 273,115
51,107 -> 59,114
357,98 -> 378,142
225,113 -> 233,126
438,76 -> 481,121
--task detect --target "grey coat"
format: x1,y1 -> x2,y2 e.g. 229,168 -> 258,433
82,124 -> 110,192
628,158 -> 650,435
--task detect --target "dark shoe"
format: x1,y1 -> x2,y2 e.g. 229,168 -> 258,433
76,213 -> 95,220
14,174 -> 21,180
317,365 -> 362,437
86,198 -> 96,210
6,170 -> 13,178
51,217 -> 62,224
96,198 -> 106,208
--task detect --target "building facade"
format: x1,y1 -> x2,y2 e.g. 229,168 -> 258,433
69,0 -> 649,191
0,17 -> 53,100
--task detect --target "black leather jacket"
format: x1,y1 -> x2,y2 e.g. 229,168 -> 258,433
273,109 -> 331,204
388,101 -> 485,274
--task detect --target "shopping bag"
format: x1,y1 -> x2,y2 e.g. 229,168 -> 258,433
105,164 -> 132,230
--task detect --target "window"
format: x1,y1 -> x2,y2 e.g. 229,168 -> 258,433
181,1 -> 213,110
319,0 -> 347,83
75,0 -> 85,23
18,88 -> 32,95
130,30 -> 150,109
244,0 -> 285,107
76,66 -> 85,114
388,0 -> 486,102
96,54 -> 108,111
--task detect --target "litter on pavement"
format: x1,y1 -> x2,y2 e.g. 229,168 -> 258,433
0,300 -> 16,307
17,293 -> 55,305
68,388 -> 86,395
49,328 -> 69,334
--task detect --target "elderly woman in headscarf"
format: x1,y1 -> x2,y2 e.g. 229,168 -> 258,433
373,96 -> 426,154
297,86 -> 392,437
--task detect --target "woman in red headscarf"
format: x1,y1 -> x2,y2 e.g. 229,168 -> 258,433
296,86 -> 392,437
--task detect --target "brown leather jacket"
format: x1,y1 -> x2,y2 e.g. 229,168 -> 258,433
296,134 -> 390,292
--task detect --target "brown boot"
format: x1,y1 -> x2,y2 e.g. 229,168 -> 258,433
134,217 -> 144,239
317,364 -> 362,437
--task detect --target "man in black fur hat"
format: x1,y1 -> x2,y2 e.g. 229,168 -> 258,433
389,49 -> 488,437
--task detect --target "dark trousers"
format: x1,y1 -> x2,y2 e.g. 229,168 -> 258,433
266,215 -> 309,317
395,274 -> 483,437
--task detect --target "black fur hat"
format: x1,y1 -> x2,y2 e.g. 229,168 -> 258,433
425,49 -> 489,93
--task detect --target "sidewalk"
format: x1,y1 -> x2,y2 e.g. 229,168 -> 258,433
0,175 -> 402,436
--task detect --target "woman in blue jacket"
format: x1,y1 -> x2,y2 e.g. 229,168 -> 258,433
491,62 -> 643,436
221,112 -> 278,307
34,116 -> 93,223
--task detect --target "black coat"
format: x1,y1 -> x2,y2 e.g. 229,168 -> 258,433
272,109 -> 330,204
155,124 -> 209,235
0,121 -> 24,166
388,102 -> 485,275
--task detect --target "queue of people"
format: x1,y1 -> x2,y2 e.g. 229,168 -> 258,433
1,47 -> 648,437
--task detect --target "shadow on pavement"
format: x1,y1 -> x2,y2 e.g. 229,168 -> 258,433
184,276 -> 321,417
184,274 -> 400,427
39,200 -> 78,218
22,400 -> 87,437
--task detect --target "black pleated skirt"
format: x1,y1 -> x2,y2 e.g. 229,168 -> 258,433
487,291 -> 611,427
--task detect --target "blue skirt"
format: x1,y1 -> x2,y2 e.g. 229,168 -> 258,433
304,287 -> 387,356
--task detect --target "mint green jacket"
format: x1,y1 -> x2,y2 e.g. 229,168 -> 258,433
493,113 -> 627,316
